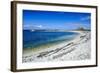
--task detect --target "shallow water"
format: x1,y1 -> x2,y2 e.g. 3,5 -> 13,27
23,30 -> 79,49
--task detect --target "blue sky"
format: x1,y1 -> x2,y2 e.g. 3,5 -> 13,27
23,10 -> 91,30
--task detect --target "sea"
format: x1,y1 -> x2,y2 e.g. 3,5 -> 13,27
23,30 -> 79,49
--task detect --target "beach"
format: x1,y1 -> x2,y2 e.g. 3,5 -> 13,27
22,31 -> 91,63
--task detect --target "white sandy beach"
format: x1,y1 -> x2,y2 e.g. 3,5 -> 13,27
22,31 -> 91,63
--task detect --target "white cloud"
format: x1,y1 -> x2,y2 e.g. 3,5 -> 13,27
36,25 -> 42,28
23,24 -> 43,29
80,16 -> 90,21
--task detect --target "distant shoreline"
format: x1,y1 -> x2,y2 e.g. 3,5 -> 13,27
23,29 -> 91,32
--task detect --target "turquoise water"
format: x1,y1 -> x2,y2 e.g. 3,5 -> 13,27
23,30 -> 79,49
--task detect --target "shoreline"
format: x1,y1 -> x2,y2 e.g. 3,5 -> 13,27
23,31 -> 91,63
23,31 -> 80,54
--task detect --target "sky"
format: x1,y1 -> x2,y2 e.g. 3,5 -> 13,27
23,10 -> 91,30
